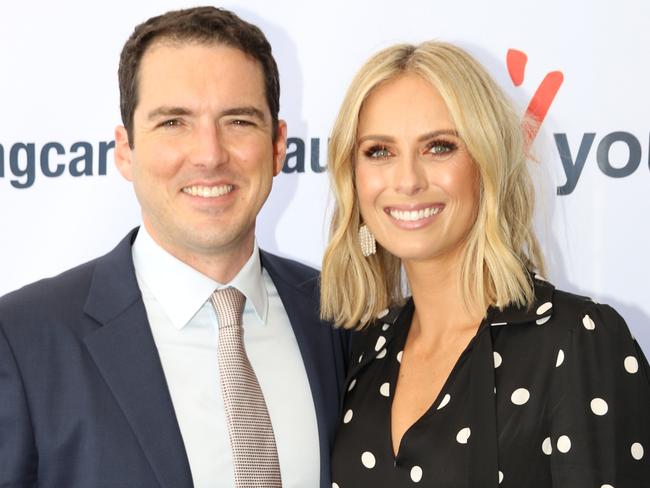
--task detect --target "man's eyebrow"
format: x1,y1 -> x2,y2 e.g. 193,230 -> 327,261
146,105 -> 267,122
220,106 -> 267,121
146,106 -> 192,120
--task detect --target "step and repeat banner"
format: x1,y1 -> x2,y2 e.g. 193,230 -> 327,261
1,1 -> 648,350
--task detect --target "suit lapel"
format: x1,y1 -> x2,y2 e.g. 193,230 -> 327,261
82,230 -> 193,488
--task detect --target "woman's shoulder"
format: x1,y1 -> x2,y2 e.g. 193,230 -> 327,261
491,275 -> 635,341
490,276 -> 649,374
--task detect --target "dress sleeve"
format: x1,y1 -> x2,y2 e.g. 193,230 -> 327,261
548,302 -> 650,487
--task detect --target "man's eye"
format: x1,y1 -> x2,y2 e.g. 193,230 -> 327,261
231,119 -> 254,126
159,119 -> 181,128
364,146 -> 391,159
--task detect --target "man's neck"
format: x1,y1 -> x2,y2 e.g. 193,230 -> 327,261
142,225 -> 255,284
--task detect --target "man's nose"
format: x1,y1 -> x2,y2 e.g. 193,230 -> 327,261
189,122 -> 228,168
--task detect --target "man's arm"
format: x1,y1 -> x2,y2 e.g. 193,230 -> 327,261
0,320 -> 38,487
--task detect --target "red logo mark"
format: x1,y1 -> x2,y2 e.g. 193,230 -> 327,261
507,49 -> 564,145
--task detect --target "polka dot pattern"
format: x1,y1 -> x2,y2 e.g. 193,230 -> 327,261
361,451 -> 375,468
511,388 -> 530,405
377,308 -> 389,319
557,435 -> 571,453
631,442 -> 644,460
625,356 -> 639,374
456,427 -> 471,444
590,398 -> 608,416
410,465 -> 423,482
437,393 -> 451,410
536,302 -> 552,315
542,437 -> 552,455
331,288 -> 650,486
493,351 -> 502,368
343,409 -> 353,424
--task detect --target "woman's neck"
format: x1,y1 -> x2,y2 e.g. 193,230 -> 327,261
403,254 -> 483,348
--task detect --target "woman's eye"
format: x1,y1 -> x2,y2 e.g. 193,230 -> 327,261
431,144 -> 451,154
427,140 -> 458,159
364,146 -> 391,159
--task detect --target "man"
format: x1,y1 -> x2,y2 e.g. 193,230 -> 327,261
0,7 -> 348,488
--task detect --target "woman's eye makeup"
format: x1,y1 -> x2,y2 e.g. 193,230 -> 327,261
363,145 -> 391,159
426,139 -> 458,158
360,136 -> 461,162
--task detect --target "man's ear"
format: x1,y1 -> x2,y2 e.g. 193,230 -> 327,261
114,125 -> 134,181
272,120 -> 287,176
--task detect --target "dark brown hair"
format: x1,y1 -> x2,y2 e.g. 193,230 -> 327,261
118,6 -> 280,146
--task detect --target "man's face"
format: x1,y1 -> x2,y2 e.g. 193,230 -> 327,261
115,41 -> 286,268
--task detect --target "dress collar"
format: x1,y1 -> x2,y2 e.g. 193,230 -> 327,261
486,274 -> 555,326
349,274 -> 556,375
131,225 -> 268,330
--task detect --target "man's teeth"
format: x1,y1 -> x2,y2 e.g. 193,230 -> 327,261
182,185 -> 234,197
389,207 -> 441,221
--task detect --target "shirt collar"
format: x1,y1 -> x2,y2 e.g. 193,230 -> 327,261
131,226 -> 268,330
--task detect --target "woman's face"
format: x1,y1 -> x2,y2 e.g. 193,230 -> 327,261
355,73 -> 480,266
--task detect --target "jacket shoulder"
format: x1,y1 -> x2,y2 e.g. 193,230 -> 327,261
260,250 -> 320,291
0,257 -> 99,319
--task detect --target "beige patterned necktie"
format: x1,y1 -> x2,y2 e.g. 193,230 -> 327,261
210,287 -> 282,487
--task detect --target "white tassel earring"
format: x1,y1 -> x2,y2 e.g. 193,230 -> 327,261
358,224 -> 376,257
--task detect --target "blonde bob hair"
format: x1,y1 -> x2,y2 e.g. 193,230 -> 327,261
321,41 -> 545,329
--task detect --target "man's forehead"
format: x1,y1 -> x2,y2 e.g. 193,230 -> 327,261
136,38 -> 265,92
140,37 -> 256,67
133,38 -> 269,118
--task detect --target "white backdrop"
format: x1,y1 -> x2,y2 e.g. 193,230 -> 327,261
1,0 -> 648,352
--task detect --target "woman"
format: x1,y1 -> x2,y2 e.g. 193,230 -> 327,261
321,41 -> 649,487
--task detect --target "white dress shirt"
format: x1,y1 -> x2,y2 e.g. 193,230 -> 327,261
131,227 -> 320,488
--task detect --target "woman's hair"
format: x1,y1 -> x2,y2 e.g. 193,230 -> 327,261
321,41 -> 545,329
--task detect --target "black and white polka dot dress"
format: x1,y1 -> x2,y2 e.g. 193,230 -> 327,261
331,278 -> 650,487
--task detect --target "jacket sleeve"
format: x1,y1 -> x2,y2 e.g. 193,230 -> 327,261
0,320 -> 38,487
549,303 -> 650,487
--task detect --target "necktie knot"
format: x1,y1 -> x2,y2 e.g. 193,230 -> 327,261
210,287 -> 246,328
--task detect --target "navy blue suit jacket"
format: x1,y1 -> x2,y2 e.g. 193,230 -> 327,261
0,229 -> 349,488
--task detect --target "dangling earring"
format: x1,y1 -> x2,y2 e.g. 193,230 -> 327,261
358,224 -> 376,257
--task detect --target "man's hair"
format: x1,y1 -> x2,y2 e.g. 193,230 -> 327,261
118,6 -> 280,147
321,41 -> 545,329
